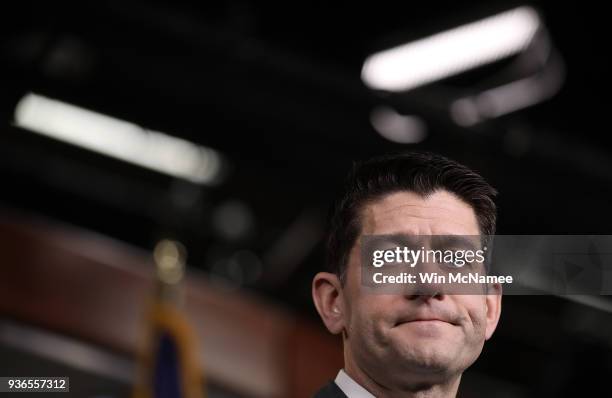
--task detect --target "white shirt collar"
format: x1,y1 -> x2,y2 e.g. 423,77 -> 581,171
335,369 -> 376,398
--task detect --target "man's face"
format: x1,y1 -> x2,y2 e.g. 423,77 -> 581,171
341,190 -> 500,387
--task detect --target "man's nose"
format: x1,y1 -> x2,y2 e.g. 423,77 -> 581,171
404,260 -> 447,300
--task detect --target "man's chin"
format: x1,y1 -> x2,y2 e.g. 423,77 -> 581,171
387,326 -> 462,371
395,349 -> 458,376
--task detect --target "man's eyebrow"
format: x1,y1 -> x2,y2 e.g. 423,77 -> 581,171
431,235 -> 481,250
364,234 -> 482,249
365,233 -> 424,247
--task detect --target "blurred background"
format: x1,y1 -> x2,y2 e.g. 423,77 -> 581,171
1,0 -> 612,397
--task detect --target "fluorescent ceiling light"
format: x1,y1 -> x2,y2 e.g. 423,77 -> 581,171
450,59 -> 564,126
14,93 -> 222,184
361,6 -> 541,92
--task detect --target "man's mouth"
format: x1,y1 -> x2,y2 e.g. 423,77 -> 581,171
395,315 -> 458,327
397,319 -> 447,325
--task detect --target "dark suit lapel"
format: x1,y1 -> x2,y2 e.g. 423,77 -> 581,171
313,381 -> 348,398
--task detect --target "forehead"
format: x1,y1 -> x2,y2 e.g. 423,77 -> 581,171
360,190 -> 480,236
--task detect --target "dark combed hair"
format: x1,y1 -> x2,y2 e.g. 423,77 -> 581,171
326,151 -> 498,283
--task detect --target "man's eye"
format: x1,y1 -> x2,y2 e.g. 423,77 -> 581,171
440,261 -> 472,271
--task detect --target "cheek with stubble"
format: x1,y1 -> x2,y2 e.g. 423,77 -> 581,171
454,298 -> 489,364
460,297 -> 489,339
347,299 -> 395,360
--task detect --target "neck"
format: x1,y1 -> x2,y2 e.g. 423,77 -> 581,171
344,356 -> 461,398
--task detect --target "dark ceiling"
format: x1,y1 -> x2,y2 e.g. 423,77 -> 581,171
2,0 -> 612,297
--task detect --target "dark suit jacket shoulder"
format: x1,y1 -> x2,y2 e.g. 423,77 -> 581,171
313,381 -> 348,398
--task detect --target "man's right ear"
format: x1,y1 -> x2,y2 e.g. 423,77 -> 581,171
312,272 -> 345,335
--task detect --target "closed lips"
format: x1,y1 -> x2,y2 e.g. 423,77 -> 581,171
395,314 -> 458,326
